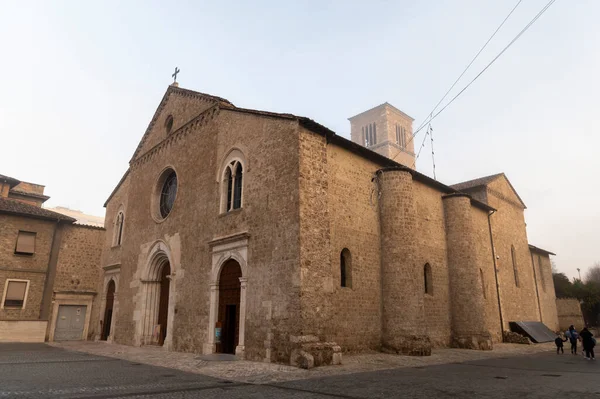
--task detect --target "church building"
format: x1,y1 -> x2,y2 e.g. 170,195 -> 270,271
98,83 -> 558,368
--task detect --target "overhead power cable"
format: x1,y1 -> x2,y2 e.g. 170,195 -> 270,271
412,0 -> 524,138
394,0 -> 557,166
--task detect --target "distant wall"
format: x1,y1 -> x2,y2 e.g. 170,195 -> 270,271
0,320 -> 47,342
556,298 -> 584,331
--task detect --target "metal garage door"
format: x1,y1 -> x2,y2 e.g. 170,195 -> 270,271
54,305 -> 87,341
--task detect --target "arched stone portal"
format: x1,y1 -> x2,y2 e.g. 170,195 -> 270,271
217,260 -> 242,354
138,243 -> 174,347
101,280 -> 116,340
205,232 -> 249,357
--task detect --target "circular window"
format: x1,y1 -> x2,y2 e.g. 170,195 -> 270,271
159,170 -> 177,218
165,115 -> 174,134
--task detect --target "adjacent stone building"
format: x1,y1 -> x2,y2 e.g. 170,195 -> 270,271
0,174 -> 104,342
97,84 -> 558,367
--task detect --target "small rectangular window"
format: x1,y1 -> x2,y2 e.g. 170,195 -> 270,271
3,280 -> 28,309
15,231 -> 36,255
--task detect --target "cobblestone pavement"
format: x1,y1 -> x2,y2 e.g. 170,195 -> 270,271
3,342 -> 600,398
49,340 -> 556,384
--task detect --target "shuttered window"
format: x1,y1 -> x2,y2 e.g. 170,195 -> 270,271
15,231 -> 36,255
3,280 -> 28,308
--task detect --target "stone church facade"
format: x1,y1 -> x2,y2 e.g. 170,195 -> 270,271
98,84 -> 558,367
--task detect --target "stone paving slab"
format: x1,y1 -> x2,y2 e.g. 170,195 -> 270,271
49,341 -> 555,384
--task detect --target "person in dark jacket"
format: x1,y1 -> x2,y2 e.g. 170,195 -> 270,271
579,327 -> 595,360
555,335 -> 568,354
567,325 -> 579,354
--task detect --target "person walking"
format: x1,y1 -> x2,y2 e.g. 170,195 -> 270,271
567,325 -> 579,355
579,327 -> 595,360
555,334 -> 567,354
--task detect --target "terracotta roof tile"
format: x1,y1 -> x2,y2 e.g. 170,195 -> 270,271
450,173 -> 504,191
0,198 -> 75,222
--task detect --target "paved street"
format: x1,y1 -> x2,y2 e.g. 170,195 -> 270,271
2,343 -> 600,398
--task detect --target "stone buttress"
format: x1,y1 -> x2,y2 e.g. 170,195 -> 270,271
442,193 -> 492,350
377,166 -> 431,355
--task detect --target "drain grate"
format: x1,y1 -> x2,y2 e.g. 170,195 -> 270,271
541,374 -> 562,377
494,376 -> 508,380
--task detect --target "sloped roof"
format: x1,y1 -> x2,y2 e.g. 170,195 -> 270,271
347,102 -> 414,121
0,197 -> 76,222
451,173 -> 526,209
129,85 -> 234,162
9,189 -> 50,201
450,173 -> 504,191
0,174 -> 21,189
107,85 -> 495,214
529,244 -> 556,256
103,169 -> 129,208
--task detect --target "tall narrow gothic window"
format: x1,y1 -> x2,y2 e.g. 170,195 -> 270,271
114,212 -> 124,246
538,255 -> 546,292
340,248 -> 352,288
401,126 -> 406,148
511,245 -> 519,287
372,123 -> 377,144
424,263 -> 433,295
480,269 -> 487,299
225,167 -> 233,211
222,160 -> 244,213
234,162 -> 243,209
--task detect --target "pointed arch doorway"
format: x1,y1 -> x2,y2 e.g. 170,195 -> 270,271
157,262 -> 171,346
140,255 -> 172,347
217,260 -> 242,354
101,280 -> 115,340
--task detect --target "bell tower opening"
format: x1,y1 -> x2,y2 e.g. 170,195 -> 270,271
348,102 -> 416,168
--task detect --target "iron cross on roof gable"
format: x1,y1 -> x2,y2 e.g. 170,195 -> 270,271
172,67 -> 180,83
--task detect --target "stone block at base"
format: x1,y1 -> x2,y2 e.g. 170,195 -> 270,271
289,335 -> 342,369
503,331 -> 532,345
382,335 -> 432,356
451,333 -> 493,350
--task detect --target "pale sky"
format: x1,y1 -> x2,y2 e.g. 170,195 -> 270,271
0,1 -> 597,280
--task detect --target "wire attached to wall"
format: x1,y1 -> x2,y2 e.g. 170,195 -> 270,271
429,124 -> 437,181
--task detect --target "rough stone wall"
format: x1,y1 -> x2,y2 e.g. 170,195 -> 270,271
0,215 -> 55,320
443,195 -> 493,349
110,100 -> 302,363
471,206 -> 502,342
297,128 -> 333,342
533,252 -> 559,330
320,140 -> 382,351
377,168 -> 429,355
95,172 -> 129,341
414,183 -> 452,347
486,177 -> 540,327
51,224 -> 105,338
556,298 -> 584,331
134,90 -> 219,160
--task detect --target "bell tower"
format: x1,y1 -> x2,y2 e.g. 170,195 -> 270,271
349,102 -> 416,168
